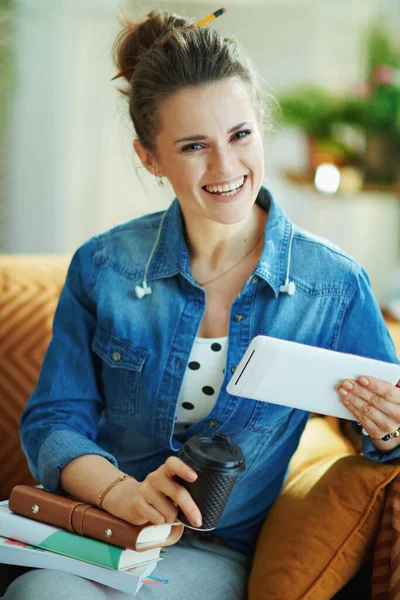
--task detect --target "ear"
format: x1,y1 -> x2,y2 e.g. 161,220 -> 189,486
133,139 -> 162,177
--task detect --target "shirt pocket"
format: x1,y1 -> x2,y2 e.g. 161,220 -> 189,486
244,400 -> 293,433
92,328 -> 149,420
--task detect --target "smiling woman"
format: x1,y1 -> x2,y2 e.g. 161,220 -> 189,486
5,7 -> 400,600
114,9 -> 272,304
140,79 -> 266,237
120,17 -> 270,287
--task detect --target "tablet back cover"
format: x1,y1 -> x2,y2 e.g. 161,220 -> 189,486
226,336 -> 400,421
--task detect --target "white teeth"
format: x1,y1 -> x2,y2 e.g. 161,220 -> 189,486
205,176 -> 245,194
221,188 -> 241,197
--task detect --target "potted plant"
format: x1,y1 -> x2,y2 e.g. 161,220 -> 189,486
278,23 -> 400,188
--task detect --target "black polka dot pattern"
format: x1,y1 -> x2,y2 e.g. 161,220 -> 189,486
182,402 -> 195,410
202,386 -> 215,396
174,338 -> 228,434
189,361 -> 200,370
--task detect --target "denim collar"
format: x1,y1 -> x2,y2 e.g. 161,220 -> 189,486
146,186 -> 292,297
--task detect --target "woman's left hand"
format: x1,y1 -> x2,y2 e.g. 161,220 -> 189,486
337,376 -> 400,449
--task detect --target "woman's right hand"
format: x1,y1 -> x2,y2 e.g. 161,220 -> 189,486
107,457 -> 202,528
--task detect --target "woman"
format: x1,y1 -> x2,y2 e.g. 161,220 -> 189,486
5,9 -> 400,599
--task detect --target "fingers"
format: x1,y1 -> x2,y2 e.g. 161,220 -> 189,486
340,393 -> 397,438
135,457 -> 202,528
337,376 -> 400,439
338,379 -> 399,421
143,489 -> 179,523
135,500 -> 172,526
354,376 -> 399,405
163,456 -> 198,482
157,460 -> 202,528
125,489 -> 167,526
152,477 -> 202,528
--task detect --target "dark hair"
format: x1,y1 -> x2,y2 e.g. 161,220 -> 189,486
112,10 -> 269,155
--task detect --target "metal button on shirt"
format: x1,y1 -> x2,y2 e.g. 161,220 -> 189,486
233,314 -> 245,323
208,419 -> 217,428
112,352 -> 121,362
251,275 -> 257,284
231,365 -> 237,374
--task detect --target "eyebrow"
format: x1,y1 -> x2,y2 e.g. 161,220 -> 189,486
173,122 -> 252,145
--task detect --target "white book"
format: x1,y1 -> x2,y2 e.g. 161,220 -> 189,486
0,501 -> 161,571
0,535 -> 159,595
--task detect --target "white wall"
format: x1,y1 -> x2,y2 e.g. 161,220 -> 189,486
3,0 -> 399,300
4,0 -> 161,253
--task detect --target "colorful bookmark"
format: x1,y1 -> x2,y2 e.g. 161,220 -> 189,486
141,575 -> 169,585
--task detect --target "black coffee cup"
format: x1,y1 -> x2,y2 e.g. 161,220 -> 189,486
176,433 -> 245,531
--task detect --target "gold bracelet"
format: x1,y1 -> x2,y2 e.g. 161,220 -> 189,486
369,425 -> 400,442
98,474 -> 133,510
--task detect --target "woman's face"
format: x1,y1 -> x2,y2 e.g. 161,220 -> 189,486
153,78 -> 265,226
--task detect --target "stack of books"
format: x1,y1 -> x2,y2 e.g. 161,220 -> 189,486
0,486 -> 185,595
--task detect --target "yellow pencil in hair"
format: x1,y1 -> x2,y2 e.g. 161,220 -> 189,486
112,8 -> 228,80
197,8 -> 227,29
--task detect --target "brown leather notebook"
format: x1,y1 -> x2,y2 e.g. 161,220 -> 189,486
8,485 -> 184,552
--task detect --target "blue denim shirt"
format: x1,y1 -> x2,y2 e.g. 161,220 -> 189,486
20,187 -> 399,555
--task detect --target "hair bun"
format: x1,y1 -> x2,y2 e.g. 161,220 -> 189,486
113,10 -> 194,83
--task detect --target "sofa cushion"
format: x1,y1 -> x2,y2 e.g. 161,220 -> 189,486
0,255 -> 70,500
248,417 -> 400,600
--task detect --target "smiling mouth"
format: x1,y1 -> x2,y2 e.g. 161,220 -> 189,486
202,175 -> 247,197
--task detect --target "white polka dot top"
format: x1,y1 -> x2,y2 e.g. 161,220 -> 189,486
173,336 -> 228,436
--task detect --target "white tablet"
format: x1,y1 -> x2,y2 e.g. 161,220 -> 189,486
226,335 -> 400,421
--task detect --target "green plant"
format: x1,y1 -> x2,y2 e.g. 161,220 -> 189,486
279,23 -> 400,139
364,23 -> 399,81
279,85 -> 341,138
278,22 -> 400,184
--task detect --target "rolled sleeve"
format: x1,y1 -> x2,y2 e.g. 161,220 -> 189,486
20,238 -> 118,492
337,265 -> 400,462
36,430 -> 117,493
360,434 -> 400,464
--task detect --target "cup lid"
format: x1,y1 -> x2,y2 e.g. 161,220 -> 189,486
180,434 -> 245,474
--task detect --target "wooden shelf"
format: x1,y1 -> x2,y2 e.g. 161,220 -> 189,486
285,170 -> 400,196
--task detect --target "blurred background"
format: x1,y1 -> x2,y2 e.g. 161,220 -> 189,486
1,0 -> 400,311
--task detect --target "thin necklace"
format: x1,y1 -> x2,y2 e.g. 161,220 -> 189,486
197,232 -> 264,287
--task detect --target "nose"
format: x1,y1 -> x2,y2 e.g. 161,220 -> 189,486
208,145 -> 234,176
